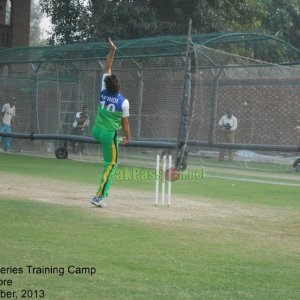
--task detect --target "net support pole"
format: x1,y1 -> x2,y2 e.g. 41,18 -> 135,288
31,62 -> 41,135
208,69 -> 222,144
175,19 -> 192,170
136,69 -> 144,139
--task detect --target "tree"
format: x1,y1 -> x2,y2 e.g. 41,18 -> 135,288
30,0 -> 46,46
40,0 -> 299,51
40,0 -> 92,44
262,0 -> 300,49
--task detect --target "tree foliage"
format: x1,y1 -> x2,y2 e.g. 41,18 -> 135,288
40,0 -> 300,50
30,0 -> 45,45
40,0 -> 92,44
262,0 -> 300,49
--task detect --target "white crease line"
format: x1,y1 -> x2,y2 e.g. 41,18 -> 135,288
207,175 -> 300,187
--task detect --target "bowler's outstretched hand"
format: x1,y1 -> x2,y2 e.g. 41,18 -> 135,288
108,37 -> 116,51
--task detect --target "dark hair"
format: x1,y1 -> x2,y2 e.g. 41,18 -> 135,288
227,108 -> 233,115
104,74 -> 120,94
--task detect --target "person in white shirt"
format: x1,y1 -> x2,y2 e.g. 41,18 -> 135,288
71,105 -> 90,154
218,108 -> 237,162
0,97 -> 16,151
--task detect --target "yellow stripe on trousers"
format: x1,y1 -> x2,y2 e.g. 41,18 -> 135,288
98,137 -> 117,197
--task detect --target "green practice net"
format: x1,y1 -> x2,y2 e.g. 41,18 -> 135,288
0,34 -> 299,174
188,43 -> 300,172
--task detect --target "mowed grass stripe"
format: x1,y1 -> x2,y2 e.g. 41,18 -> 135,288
0,199 -> 299,300
0,153 -> 299,208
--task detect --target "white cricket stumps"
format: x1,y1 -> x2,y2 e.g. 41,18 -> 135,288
155,154 -> 172,207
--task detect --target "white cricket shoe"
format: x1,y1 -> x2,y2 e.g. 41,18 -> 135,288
91,196 -> 107,208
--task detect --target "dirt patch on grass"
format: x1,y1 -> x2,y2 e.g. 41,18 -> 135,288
0,171 -> 298,247
0,171 -> 226,222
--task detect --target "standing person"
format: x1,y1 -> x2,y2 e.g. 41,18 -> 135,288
71,105 -> 90,154
218,108 -> 237,162
91,37 -> 130,208
0,97 -> 17,151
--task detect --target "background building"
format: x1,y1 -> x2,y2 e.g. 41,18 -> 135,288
0,0 -> 31,49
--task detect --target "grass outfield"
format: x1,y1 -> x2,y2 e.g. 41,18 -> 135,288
1,153 -> 299,207
0,153 -> 299,299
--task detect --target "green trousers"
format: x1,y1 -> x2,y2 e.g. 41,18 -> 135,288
92,126 -> 120,199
